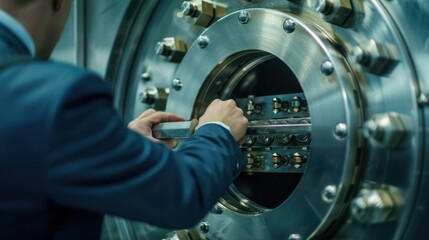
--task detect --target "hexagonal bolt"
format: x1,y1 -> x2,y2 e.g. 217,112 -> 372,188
139,87 -> 158,105
350,186 -> 404,224
352,39 -> 400,74
246,99 -> 255,115
315,0 -> 353,26
363,112 -> 411,148
155,37 -> 187,63
272,153 -> 289,168
139,87 -> 169,110
155,42 -> 172,57
182,0 -> 216,27
182,1 -> 198,17
291,96 -> 302,112
292,152 -> 307,168
315,0 -> 333,14
272,97 -> 282,113
245,153 -> 263,169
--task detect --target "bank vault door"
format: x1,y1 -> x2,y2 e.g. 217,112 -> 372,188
105,0 -> 429,239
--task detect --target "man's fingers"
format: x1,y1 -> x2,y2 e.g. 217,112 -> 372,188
137,109 -> 157,119
145,112 -> 184,126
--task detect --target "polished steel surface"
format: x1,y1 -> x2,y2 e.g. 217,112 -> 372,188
152,119 -> 199,139
153,119 -> 311,139
76,0 -> 429,239
53,0 -> 131,75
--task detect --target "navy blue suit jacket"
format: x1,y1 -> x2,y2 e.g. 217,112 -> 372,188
0,23 -> 244,239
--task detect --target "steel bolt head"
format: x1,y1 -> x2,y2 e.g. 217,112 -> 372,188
350,196 -> 370,220
321,60 -> 334,76
363,112 -> 410,148
181,2 -> 195,16
172,78 -> 183,91
283,18 -> 296,33
199,222 -> 210,233
334,122 -> 348,139
316,0 -> 352,25
350,187 -> 402,224
322,185 -> 337,202
197,36 -> 209,49
238,10 -> 250,24
140,87 -> 158,104
288,233 -> 302,240
355,39 -> 399,74
155,42 -> 170,56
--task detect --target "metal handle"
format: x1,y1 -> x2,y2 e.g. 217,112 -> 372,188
152,118 -> 311,139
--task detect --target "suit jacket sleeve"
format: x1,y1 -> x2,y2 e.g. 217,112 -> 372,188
44,70 -> 245,229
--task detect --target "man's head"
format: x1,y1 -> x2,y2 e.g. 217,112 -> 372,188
0,0 -> 72,58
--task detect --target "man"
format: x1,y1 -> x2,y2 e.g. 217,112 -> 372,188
0,0 -> 248,239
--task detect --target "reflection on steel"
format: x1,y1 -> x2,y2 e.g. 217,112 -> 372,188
152,118 -> 311,139
246,118 -> 311,136
152,119 -> 199,139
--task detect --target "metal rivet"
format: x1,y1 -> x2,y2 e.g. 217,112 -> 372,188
322,185 -> 337,202
334,123 -> 347,139
418,93 -> 429,105
238,10 -> 250,24
141,72 -> 151,81
321,60 -> 334,76
172,78 -> 183,91
288,233 -> 302,240
197,36 -> 209,49
211,205 -> 223,214
283,18 -> 296,33
200,222 -> 210,233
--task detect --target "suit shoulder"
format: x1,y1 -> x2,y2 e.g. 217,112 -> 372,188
27,60 -> 101,82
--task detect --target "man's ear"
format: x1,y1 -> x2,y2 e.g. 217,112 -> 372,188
53,0 -> 62,12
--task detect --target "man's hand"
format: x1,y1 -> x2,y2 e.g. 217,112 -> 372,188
197,99 -> 249,143
128,109 -> 183,148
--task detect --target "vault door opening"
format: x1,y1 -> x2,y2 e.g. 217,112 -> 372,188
194,51 -> 310,211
